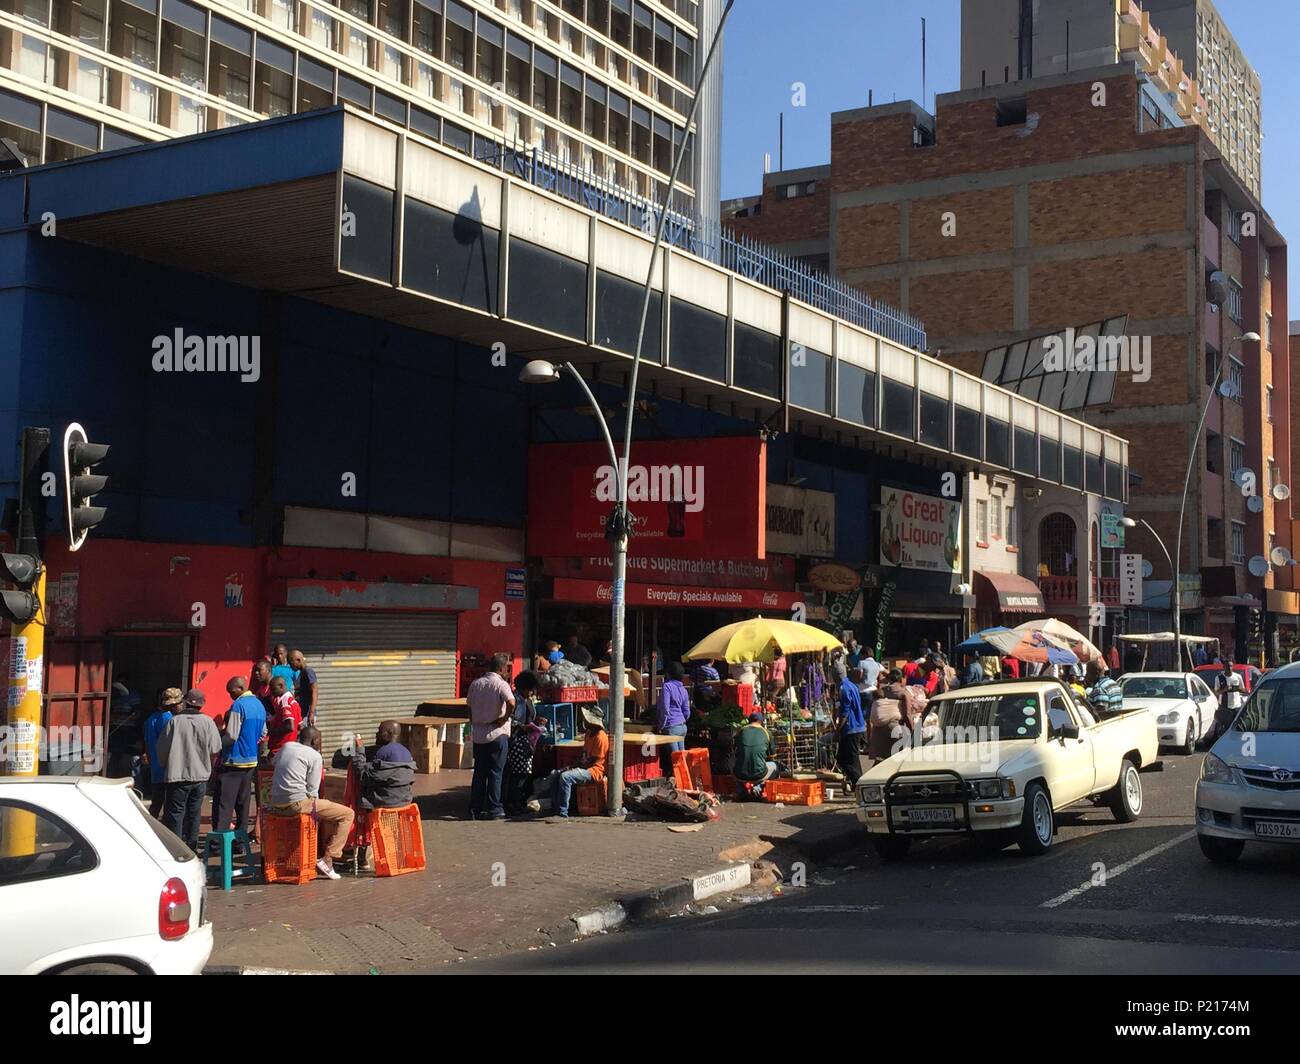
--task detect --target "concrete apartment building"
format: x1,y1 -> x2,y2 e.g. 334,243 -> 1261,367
0,0 -> 724,222
725,11 -> 1290,656
962,0 -> 1262,198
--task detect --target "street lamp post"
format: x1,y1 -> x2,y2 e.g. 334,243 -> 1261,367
1120,514 -> 1175,662
1171,331 -> 1260,662
521,0 -> 735,816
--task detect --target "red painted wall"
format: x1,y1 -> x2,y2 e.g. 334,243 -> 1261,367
41,538 -> 524,716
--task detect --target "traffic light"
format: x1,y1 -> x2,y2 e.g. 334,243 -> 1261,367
0,551 -> 39,624
1249,608 -> 1264,644
62,422 -> 109,552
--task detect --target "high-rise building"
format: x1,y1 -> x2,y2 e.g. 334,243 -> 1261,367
0,0 -> 721,223
960,0 -> 1261,198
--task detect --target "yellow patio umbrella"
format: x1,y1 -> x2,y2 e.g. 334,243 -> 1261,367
682,617 -> 843,664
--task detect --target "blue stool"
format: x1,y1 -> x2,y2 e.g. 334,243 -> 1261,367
203,829 -> 254,891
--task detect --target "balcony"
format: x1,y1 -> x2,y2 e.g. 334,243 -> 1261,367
1095,578 -> 1122,607
1039,575 -> 1077,607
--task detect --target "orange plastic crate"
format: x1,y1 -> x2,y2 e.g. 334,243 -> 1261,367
574,781 -> 606,816
370,803 -> 427,877
762,779 -> 823,806
260,813 -> 318,885
670,748 -> 713,792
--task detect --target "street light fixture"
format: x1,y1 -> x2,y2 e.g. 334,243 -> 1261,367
1171,330 -> 1260,658
521,0 -> 737,816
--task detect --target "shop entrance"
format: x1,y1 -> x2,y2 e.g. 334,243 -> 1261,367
108,632 -> 195,713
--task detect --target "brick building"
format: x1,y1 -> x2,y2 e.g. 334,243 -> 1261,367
726,60 -> 1291,656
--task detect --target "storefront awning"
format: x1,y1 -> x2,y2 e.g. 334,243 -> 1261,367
973,570 -> 1045,614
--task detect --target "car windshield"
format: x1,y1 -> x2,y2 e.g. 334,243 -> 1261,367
1234,678 -> 1300,734
935,693 -> 1042,741
1122,677 -> 1188,699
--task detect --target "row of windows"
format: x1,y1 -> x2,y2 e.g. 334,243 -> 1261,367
974,497 -> 1016,547
0,0 -> 695,193
339,172 -> 1125,499
1207,518 -> 1247,564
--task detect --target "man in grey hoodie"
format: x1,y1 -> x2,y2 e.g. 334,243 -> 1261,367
157,689 -> 222,851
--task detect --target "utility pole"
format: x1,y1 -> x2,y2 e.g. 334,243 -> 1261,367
1,428 -> 51,857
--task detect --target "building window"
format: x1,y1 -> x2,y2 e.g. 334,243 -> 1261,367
1206,431 -> 1223,475
1005,505 -> 1016,547
1226,279 -> 1243,323
1267,385 -> 1274,423
1268,459 -> 1280,491
976,499 -> 988,544
996,97 -> 1027,126
1227,356 -> 1244,403
1266,313 -> 1273,349
1231,521 -> 1246,564
1229,437 -> 1246,478
1205,346 -> 1220,387
989,497 -> 1002,541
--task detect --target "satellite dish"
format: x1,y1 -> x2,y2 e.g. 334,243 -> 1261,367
1271,547 -> 1293,567
1232,467 -> 1254,487
1141,560 -> 1154,578
1248,556 -> 1270,578
1273,484 -> 1292,500
1219,380 -> 1237,398
1247,496 -> 1265,513
1206,269 -> 1229,307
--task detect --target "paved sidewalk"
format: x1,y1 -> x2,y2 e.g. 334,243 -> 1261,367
204,771 -> 862,973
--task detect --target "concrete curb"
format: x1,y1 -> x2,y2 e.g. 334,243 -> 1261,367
569,814 -> 865,937
205,964 -> 333,975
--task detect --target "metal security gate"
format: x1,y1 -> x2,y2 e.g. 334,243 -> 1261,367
269,609 -> 457,746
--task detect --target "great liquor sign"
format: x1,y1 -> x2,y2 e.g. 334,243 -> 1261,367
878,487 -> 962,574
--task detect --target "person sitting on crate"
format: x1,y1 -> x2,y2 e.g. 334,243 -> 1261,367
732,708 -> 778,799
267,726 -> 355,882
549,707 -> 609,818
340,721 -> 417,811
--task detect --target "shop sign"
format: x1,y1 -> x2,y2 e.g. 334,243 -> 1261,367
505,566 -> 527,600
526,437 -> 766,559
552,577 -> 803,612
879,488 -> 961,573
541,553 -> 794,591
1101,513 -> 1126,549
766,483 -> 835,557
808,562 -> 861,593
1120,554 -> 1142,606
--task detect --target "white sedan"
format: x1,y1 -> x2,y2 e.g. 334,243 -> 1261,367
0,776 -> 212,974
1119,672 -> 1216,754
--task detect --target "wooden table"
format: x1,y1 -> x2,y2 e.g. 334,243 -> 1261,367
416,698 -> 469,719
555,732 -> 680,783
394,715 -> 466,774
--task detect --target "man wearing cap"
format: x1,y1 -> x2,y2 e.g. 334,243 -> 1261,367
550,707 -> 609,818
733,709 -> 778,797
142,688 -> 182,819
214,676 -> 267,837
157,689 -> 222,852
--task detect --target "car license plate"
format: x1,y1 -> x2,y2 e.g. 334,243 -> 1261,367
907,807 -> 955,824
1253,820 -> 1300,839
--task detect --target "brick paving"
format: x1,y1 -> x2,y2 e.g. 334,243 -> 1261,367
204,770 -> 862,973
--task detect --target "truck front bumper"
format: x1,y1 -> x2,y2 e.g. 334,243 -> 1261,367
856,796 -> 1024,835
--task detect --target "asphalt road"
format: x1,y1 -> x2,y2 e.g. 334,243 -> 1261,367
463,751 -> 1300,974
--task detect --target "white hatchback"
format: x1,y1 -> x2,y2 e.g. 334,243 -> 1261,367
0,776 -> 213,975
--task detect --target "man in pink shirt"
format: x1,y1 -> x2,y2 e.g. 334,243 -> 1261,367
466,652 -> 515,820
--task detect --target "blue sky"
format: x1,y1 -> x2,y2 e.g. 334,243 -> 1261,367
719,0 -> 1299,311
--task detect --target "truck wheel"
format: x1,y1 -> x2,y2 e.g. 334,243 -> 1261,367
1108,758 -> 1143,822
1017,784 -> 1053,855
1198,834 -> 1245,864
873,836 -> 911,861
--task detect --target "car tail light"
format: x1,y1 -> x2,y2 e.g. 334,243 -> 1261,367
159,877 -> 192,941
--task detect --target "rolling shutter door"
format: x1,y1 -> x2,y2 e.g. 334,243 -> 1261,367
269,609 -> 457,744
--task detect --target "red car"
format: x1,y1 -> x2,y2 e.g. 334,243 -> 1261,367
1193,663 -> 1262,693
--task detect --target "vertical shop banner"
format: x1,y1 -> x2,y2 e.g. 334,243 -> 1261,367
874,580 -> 897,661
1120,554 -> 1142,606
766,483 -> 836,557
808,562 -> 863,633
527,437 -> 766,558
879,488 -> 961,573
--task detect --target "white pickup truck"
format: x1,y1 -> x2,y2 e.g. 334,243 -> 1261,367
855,678 -> 1160,858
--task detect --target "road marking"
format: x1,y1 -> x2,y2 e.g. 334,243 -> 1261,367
1039,830 -> 1197,909
1175,914 -> 1300,928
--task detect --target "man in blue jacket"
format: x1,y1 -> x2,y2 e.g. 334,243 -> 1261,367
834,667 -> 869,786
142,688 -> 182,818
214,676 -> 267,836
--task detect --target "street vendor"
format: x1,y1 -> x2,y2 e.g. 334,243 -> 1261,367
733,708 -> 778,796
834,667 -> 868,786
656,660 -> 693,773
550,707 -> 609,818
